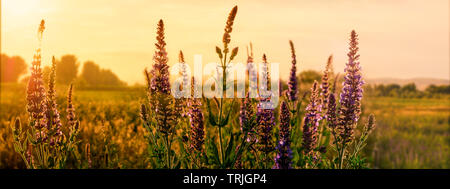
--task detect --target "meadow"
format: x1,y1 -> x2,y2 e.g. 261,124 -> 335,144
1,6 -> 448,170
1,83 -> 448,169
361,96 -> 449,168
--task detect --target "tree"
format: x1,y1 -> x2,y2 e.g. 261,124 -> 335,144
1,54 -> 27,83
299,70 -> 322,84
56,55 -> 79,84
401,83 -> 417,93
80,61 -> 101,85
80,61 -> 125,86
426,84 -> 450,95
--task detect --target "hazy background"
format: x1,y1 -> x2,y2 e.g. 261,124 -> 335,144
2,0 -> 449,85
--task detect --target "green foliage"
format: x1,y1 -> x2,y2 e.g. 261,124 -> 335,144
56,55 -> 80,84
426,85 -> 450,95
80,61 -> 126,87
366,83 -> 450,98
299,70 -> 322,84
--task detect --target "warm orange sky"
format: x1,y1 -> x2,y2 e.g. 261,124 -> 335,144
2,0 -> 449,84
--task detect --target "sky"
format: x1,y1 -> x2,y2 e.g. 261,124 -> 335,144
2,0 -> 449,84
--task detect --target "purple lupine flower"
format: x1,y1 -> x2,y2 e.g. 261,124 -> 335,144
174,50 -> 188,118
259,54 -> 272,99
302,81 -> 322,155
246,43 -> 258,98
326,93 -> 338,132
179,51 -> 190,98
66,84 -> 79,141
247,62 -> 258,98
240,93 -> 255,133
149,19 -> 177,135
45,56 -> 63,144
257,55 -> 275,153
240,93 -> 257,144
320,55 -> 333,118
235,96 -> 255,170
26,20 -> 47,131
287,40 -> 298,102
150,19 -> 171,95
337,30 -> 364,145
188,83 -> 205,152
256,100 -> 275,153
66,84 -> 76,127
273,101 -> 292,169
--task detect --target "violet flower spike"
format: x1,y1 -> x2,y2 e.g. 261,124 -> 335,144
337,30 -> 364,145
287,40 -> 298,102
188,88 -> 205,152
302,81 -> 322,155
273,101 -> 292,169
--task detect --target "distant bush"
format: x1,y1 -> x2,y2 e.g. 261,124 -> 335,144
56,55 -> 80,84
365,83 -> 450,98
79,61 -> 126,87
426,84 -> 450,95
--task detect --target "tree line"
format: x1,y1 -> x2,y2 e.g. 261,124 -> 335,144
294,70 -> 449,98
365,83 -> 450,98
1,53 -> 125,87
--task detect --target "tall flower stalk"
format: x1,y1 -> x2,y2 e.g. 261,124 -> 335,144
26,20 -> 48,136
207,6 -> 239,166
175,50 -> 188,118
326,93 -> 338,134
234,46 -> 257,169
13,20 -> 79,168
273,101 -> 292,169
336,30 -> 364,168
256,54 -> 275,168
320,55 -> 333,116
145,19 -> 178,169
45,56 -> 63,146
151,20 -> 171,95
23,20 -> 50,168
287,40 -> 298,103
234,92 -> 257,169
302,81 -> 322,161
66,84 -> 79,144
246,43 -> 258,98
188,99 -> 205,153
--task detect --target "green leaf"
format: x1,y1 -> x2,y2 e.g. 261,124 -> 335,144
224,132 -> 234,165
207,137 -> 220,165
204,98 -> 218,126
220,98 -> 236,127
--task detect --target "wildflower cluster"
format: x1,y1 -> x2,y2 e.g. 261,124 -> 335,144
9,7 -> 376,170
12,20 -> 80,169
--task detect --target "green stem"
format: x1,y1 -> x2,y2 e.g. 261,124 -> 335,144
338,143 -> 346,169
165,135 -> 171,169
218,126 -> 224,166
215,50 -> 228,167
18,147 -> 31,169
